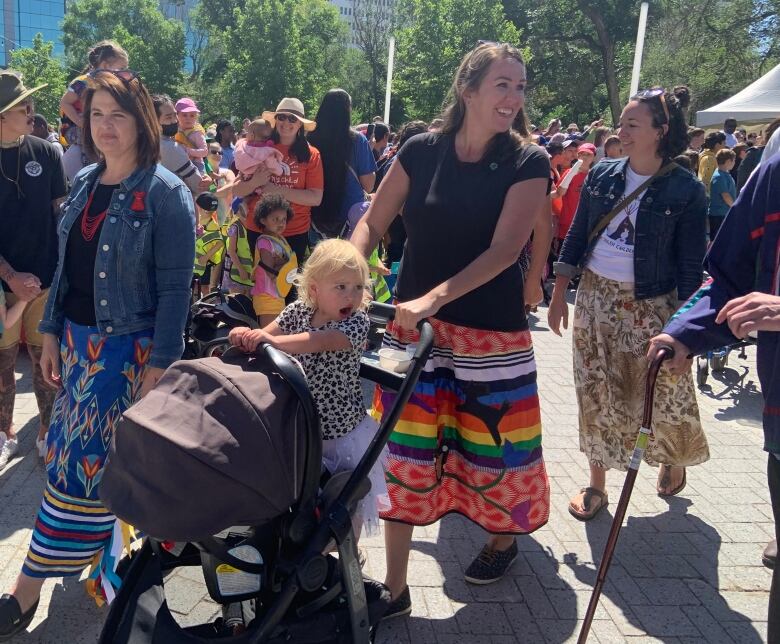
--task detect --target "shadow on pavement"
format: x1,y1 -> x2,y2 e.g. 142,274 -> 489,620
377,513 -> 578,643
567,496 -> 763,643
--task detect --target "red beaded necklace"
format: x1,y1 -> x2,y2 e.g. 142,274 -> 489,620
80,187 -> 109,242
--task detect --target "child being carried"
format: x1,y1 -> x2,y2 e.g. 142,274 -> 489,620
234,119 -> 290,179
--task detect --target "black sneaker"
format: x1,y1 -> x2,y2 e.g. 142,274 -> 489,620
464,540 -> 518,585
0,594 -> 39,641
763,539 -> 777,569
381,585 -> 411,620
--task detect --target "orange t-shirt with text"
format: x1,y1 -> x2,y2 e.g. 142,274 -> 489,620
244,143 -> 323,237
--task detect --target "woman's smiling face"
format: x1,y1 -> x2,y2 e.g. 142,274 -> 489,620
463,56 -> 526,135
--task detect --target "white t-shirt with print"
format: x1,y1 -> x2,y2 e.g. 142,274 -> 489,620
587,166 -> 652,283
275,300 -> 369,440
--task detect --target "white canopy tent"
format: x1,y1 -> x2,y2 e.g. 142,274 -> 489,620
696,63 -> 780,127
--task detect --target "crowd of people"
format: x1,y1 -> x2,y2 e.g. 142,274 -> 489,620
0,36 -> 778,642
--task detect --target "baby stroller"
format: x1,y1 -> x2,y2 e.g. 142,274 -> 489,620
98,303 -> 433,643
185,288 -> 259,359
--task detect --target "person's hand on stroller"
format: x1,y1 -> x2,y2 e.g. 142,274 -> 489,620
647,334 -> 691,376
229,326 -> 269,353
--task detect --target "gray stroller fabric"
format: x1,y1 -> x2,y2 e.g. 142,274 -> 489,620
100,352 -> 315,541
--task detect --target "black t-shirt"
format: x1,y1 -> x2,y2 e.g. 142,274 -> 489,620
395,133 -> 550,331
0,136 -> 67,291
63,183 -> 118,326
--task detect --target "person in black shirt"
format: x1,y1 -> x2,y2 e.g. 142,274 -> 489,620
0,71 -> 67,472
352,42 -> 551,615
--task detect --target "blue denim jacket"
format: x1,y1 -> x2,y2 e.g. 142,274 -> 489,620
39,163 -> 196,369
554,158 -> 707,302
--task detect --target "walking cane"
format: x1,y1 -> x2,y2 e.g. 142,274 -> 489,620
577,345 -> 674,643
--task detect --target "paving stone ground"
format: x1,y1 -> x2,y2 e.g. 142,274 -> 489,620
0,300 -> 774,643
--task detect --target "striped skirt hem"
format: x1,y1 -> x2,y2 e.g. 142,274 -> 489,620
22,482 -> 115,578
373,318 -> 550,534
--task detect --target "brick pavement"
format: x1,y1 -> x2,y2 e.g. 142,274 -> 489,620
0,305 -> 773,643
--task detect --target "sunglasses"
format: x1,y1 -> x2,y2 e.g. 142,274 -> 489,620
89,69 -> 140,84
632,87 -> 669,124
275,113 -> 300,124
209,149 -> 222,155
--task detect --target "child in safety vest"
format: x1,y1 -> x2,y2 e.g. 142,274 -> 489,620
222,200 -> 254,296
193,193 -> 226,296
251,194 -> 298,326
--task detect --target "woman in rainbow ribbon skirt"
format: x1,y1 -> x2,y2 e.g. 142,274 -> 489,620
352,41 -> 551,617
0,69 -> 195,639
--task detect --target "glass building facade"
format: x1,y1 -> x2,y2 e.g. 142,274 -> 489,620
1,0 -> 67,66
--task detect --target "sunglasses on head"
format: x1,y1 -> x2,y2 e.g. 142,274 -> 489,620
275,113 -> 299,124
632,87 -> 670,124
89,69 -> 140,84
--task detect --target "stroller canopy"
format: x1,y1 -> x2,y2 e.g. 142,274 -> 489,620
100,349 -> 320,542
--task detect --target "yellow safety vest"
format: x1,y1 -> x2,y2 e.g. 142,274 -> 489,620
229,220 -> 254,286
194,220 -> 225,276
370,248 -> 391,303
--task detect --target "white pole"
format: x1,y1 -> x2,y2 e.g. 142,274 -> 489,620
384,36 -> 395,123
629,2 -> 649,96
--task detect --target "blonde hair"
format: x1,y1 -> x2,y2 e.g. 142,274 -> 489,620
296,239 -> 370,309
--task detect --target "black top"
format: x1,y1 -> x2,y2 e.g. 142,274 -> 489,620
63,183 -> 118,326
395,133 -> 550,331
0,136 -> 68,291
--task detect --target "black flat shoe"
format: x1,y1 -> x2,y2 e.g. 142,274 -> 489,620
381,586 -> 411,620
763,539 -> 777,569
0,594 -> 39,641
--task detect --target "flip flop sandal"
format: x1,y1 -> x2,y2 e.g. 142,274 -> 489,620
657,466 -> 687,497
568,487 -> 609,522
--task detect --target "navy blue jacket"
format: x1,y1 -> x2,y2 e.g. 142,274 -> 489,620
665,153 -> 780,455
40,162 -> 196,369
554,157 -> 707,302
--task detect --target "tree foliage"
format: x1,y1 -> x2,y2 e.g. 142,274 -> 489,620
8,34 -> 68,124
17,0 -> 780,130
61,0 -> 186,96
394,0 -> 521,121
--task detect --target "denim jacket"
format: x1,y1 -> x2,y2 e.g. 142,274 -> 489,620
39,163 -> 196,369
554,157 -> 707,302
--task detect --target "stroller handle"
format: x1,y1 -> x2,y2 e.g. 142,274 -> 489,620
367,301 -> 435,363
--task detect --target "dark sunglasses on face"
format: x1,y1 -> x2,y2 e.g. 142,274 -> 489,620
209,149 -> 222,155
275,113 -> 299,124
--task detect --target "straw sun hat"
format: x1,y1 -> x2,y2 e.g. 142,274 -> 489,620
261,97 -> 316,132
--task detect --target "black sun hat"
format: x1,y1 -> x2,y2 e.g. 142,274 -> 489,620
0,70 -> 47,115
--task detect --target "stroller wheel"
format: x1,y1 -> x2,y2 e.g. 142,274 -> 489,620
203,340 -> 230,358
710,351 -> 728,372
696,358 -> 709,387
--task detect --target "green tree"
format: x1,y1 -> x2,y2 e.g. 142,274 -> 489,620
505,0 -> 640,124
218,0 -> 348,120
641,0 -> 780,119
61,0 -> 186,96
296,1 -> 350,113
394,0 -> 520,121
221,0 -> 303,118
8,34 -> 68,124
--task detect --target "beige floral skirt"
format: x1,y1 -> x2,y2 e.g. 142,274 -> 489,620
573,270 -> 709,471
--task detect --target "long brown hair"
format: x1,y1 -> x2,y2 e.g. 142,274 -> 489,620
81,72 -> 161,169
441,42 -> 529,149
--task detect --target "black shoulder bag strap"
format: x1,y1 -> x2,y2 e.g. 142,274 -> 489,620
586,162 -> 679,245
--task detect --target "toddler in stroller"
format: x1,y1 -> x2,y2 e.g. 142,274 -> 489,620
230,239 -> 387,538
97,244 -> 433,642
